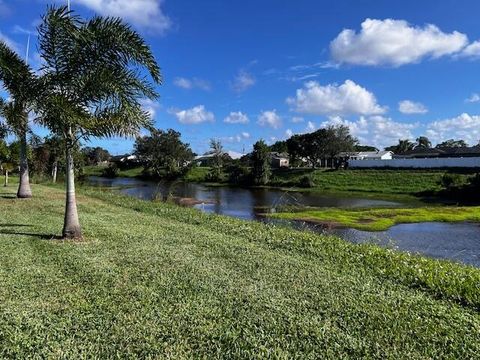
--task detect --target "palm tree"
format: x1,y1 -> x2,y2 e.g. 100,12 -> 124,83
35,7 -> 161,239
0,46 -> 36,199
1,162 -> 15,187
416,136 -> 432,149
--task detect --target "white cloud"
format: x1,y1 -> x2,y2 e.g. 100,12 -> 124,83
461,41 -> 480,58
291,116 -> 304,123
224,111 -> 249,124
169,105 -> 215,125
73,0 -> 171,33
398,100 -> 428,114
322,115 -> 417,149
426,113 -> 480,145
465,93 -> 480,103
287,80 -> 386,116
285,129 -> 294,138
231,70 -> 256,92
257,110 -> 282,129
330,18 -> 468,66
140,98 -> 160,118
222,132 -> 250,143
305,121 -> 316,132
173,77 -> 211,91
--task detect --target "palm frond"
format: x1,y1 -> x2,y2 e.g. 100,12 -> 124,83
0,40 -> 37,103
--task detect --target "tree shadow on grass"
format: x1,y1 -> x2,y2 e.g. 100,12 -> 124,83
0,229 -> 63,240
0,194 -> 17,199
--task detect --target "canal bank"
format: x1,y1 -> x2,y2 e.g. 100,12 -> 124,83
86,176 -> 480,267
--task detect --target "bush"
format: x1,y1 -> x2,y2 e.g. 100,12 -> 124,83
102,163 -> 119,178
299,175 -> 315,188
468,173 -> 480,189
439,173 -> 464,190
227,164 -> 251,185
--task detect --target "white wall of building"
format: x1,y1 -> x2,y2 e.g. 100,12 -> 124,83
349,157 -> 480,168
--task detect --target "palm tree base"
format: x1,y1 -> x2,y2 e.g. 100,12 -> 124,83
62,227 -> 83,240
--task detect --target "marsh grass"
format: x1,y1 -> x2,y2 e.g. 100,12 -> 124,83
272,206 -> 480,231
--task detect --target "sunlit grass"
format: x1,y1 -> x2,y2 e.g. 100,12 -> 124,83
0,184 -> 479,357
272,206 -> 480,231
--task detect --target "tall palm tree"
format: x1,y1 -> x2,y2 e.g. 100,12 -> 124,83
0,46 -> 37,198
35,7 -> 161,239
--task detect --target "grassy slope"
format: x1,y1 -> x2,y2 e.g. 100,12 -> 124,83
83,165 -> 144,178
272,206 -> 480,231
0,184 -> 479,358
271,169 -> 471,195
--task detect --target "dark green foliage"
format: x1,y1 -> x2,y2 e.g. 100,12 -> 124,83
227,163 -> 251,185
299,175 -> 315,188
354,144 -> 378,151
269,140 -> 288,153
102,162 -> 119,178
436,139 -> 469,148
439,173 -> 465,190
82,146 -> 111,165
134,128 -> 194,179
416,136 -> 432,149
385,139 -> 415,153
252,140 -> 271,185
286,125 -> 357,167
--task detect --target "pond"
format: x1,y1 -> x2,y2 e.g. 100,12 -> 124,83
87,176 -> 480,267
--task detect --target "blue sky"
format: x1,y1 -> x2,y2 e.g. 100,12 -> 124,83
1,0 -> 480,156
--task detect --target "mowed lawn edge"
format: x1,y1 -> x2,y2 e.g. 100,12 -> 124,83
0,183 -> 479,358
84,186 -> 480,308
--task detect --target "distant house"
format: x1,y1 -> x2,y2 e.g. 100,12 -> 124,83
111,154 -> 138,163
338,151 -> 393,161
396,146 -> 480,159
269,152 -> 290,168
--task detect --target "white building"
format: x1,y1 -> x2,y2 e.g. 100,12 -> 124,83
339,151 -> 393,161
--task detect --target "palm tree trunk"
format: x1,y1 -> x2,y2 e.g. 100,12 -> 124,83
52,160 -> 58,183
62,145 -> 82,239
17,130 -> 32,198
4,171 -> 8,187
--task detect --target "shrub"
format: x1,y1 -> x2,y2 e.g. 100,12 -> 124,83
227,164 -> 251,185
468,173 -> 480,189
299,175 -> 315,188
102,163 -> 119,178
439,173 -> 464,190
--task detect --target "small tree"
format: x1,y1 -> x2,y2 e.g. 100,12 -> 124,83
207,139 -> 224,181
134,129 -> 193,179
35,7 -> 161,239
252,140 -> 271,185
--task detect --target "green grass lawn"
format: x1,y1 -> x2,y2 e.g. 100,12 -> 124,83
0,184 -> 479,357
271,168 -> 472,195
272,206 -> 480,231
83,165 -> 145,178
